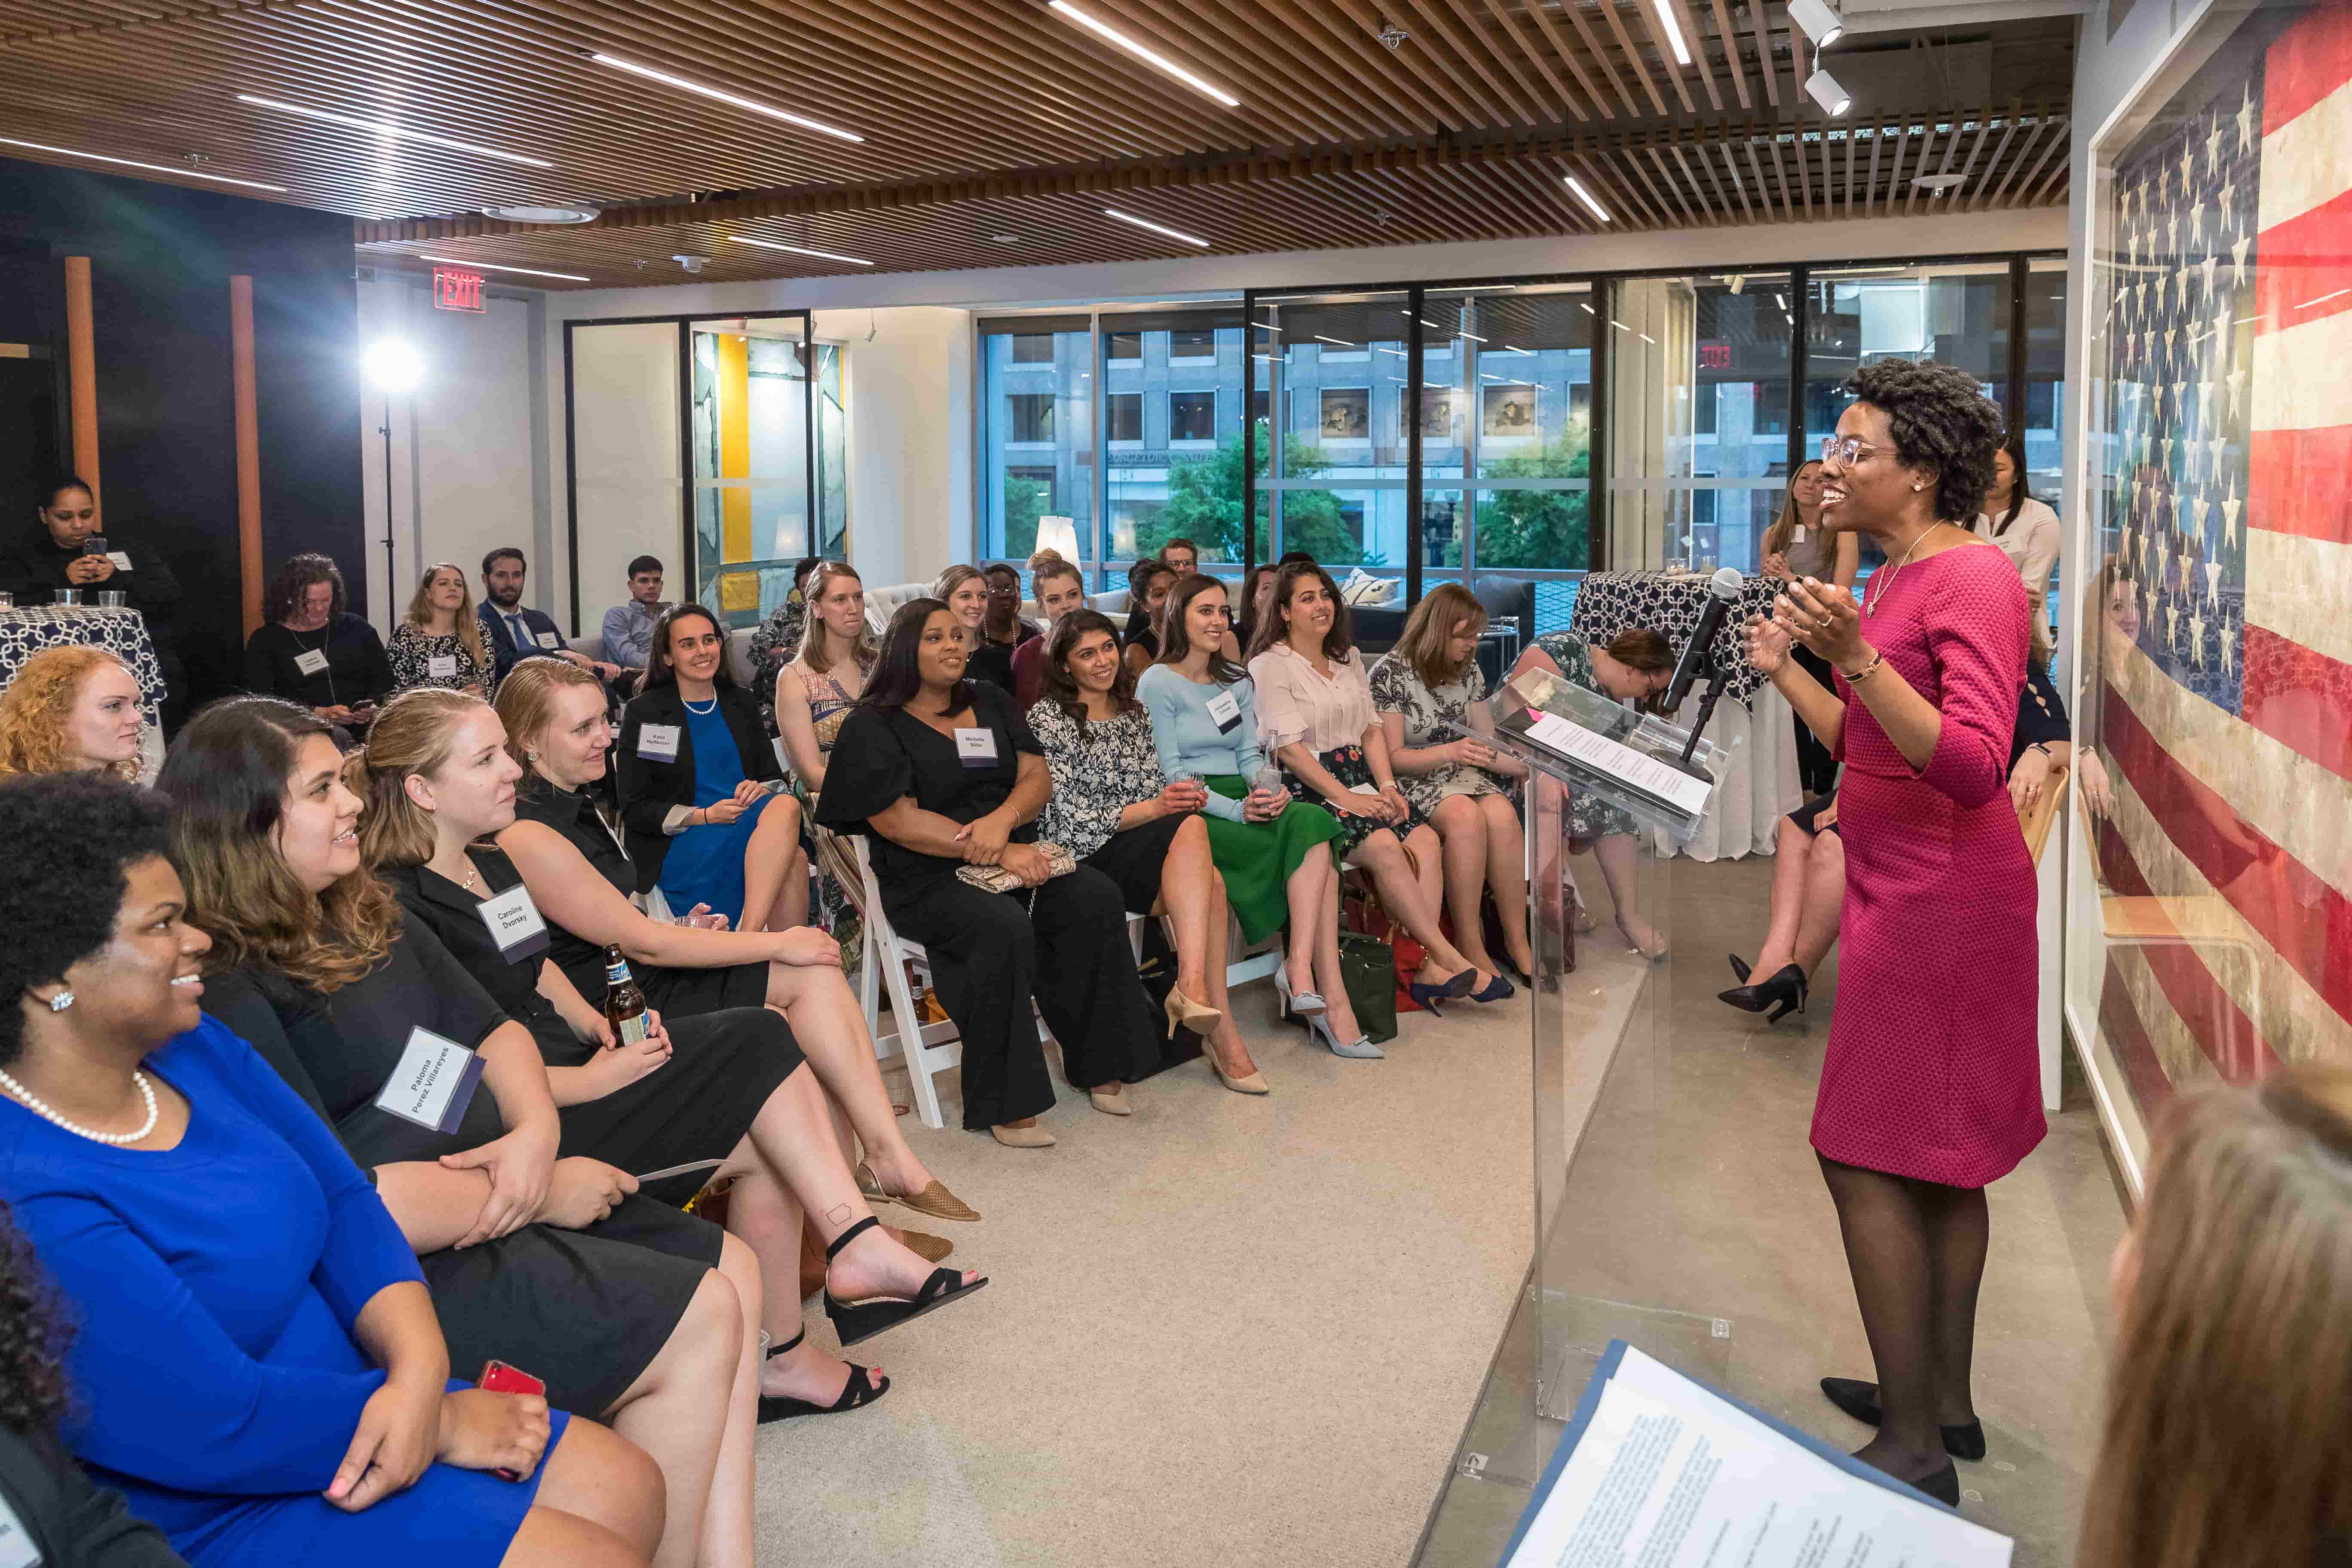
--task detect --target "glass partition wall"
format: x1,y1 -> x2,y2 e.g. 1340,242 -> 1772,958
979,254 -> 2062,628
565,309 -> 842,636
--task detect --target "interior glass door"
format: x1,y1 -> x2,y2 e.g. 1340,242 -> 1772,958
689,313 -> 814,627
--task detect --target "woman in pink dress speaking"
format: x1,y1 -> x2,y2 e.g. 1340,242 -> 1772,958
1743,358 -> 2034,1508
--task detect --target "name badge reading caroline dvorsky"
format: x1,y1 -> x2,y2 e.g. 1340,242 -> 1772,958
477,881 -> 550,962
374,1027 -> 487,1133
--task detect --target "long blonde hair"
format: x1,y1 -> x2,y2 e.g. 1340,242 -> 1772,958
404,563 -> 490,672
491,658 -> 605,787
1760,460 -> 1823,560
0,646 -> 141,781
156,696 -> 401,993
796,560 -> 875,677
2079,1066 -> 2352,1568
931,563 -> 983,606
1391,582 -> 1488,689
347,687 -> 483,870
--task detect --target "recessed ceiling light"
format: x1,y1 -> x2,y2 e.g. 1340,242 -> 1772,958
479,202 -> 600,224
236,94 -> 552,166
419,254 -> 591,282
1047,1 -> 1239,108
1102,208 -> 1209,247
0,136 -> 287,191
1911,173 -> 1966,191
1564,176 -> 1612,222
728,236 -> 873,266
1649,0 -> 1693,65
588,54 -> 863,143
1315,334 -> 1355,347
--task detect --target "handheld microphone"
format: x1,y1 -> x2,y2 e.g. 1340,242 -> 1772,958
1660,567 -> 1745,713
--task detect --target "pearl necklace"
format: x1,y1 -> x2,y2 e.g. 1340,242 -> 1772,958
0,1069 -> 158,1145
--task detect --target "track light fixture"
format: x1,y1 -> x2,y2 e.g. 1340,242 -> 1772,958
1787,0 -> 1844,50
1805,63 -> 1851,117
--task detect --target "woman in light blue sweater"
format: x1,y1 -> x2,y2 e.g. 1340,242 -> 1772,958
1136,577 -> 1374,1060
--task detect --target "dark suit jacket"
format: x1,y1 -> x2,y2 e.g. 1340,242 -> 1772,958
612,682 -> 782,894
477,601 -> 569,681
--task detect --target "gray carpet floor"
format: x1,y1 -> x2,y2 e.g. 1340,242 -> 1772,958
752,854 -> 2125,1566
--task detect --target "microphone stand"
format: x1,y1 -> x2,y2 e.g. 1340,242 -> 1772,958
1677,654 -> 1729,771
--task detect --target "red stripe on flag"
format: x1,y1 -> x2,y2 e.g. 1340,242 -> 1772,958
2098,952 -> 2184,1112
2264,3 -> 2352,134
2252,187 -> 2352,334
2241,622 -> 2352,783
2095,811 -> 2278,1081
2102,684 -> 2352,1030
2246,427 -> 2352,547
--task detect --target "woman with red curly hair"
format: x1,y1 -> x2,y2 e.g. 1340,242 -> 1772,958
0,645 -> 146,781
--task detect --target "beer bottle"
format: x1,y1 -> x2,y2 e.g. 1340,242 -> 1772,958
603,944 -> 651,1046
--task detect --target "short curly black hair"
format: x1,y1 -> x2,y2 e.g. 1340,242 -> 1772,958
0,774 -> 172,1066
1842,358 -> 2005,527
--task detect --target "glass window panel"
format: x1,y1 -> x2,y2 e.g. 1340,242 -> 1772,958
1107,330 -> 1142,362
1170,390 -> 1217,442
1170,327 -> 1216,360
1608,274 -> 1787,573
982,327 -> 1092,563
1257,290 -> 1412,573
1107,392 -> 1142,444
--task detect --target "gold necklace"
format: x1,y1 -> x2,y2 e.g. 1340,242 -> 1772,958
436,853 -> 481,893
1864,522 -> 1950,616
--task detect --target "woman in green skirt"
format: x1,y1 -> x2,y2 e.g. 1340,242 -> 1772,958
1136,576 -> 1376,1061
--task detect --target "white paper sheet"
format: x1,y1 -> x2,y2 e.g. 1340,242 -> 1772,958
1505,1354 -> 2012,1568
1524,710 -> 1714,817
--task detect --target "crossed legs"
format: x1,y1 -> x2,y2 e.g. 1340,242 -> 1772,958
1747,821 -> 1847,978
1428,793 -> 1533,977
1351,825 -> 1489,989
1157,817 -> 1258,1078
737,793 -> 810,936
1281,848 -> 1366,1044
761,959 -> 942,1200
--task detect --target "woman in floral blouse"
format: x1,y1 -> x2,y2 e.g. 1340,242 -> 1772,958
747,556 -> 827,735
1369,583 -> 1534,984
388,562 -> 492,698
1029,609 -> 1267,1094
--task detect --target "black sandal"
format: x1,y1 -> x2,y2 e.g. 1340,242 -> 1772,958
821,1215 -> 989,1348
757,1328 -> 889,1424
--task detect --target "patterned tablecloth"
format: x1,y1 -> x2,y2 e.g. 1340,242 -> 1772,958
0,606 -> 169,778
1567,570 -> 1780,706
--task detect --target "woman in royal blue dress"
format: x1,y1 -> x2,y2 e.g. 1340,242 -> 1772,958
0,772 -> 662,1567
615,606 -> 808,934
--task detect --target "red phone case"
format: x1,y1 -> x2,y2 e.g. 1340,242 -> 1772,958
476,1361 -> 547,1481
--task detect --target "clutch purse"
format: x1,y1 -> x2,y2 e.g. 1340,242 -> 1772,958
955,840 -> 1077,894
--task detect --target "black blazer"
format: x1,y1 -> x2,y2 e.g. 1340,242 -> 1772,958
613,682 -> 783,894
478,601 -> 570,682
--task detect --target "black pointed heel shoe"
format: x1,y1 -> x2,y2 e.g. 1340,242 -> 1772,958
1820,1377 -> 1988,1462
757,1328 -> 890,1423
822,1216 -> 989,1349
1717,963 -> 1807,1024
1727,953 -> 1752,984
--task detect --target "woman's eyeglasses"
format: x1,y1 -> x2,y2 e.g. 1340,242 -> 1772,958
1820,435 -> 1883,466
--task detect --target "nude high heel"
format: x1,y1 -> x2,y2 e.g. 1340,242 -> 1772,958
1163,986 -> 1222,1039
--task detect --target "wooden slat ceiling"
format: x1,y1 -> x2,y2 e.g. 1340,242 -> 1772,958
0,1 -> 2076,287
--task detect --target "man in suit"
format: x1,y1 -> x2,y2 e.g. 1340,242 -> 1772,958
478,547 -> 626,686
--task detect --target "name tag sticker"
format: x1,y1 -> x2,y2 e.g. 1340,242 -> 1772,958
535,629 -> 564,649
294,648 -> 330,677
1792,524 -> 1807,544
374,1027 -> 485,1133
477,882 -> 549,962
106,550 -> 135,571
427,653 -> 459,679
954,726 -> 998,769
0,1491 -> 40,1568
637,723 -> 681,761
1204,688 -> 1243,734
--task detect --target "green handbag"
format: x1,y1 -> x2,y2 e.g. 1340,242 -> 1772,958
1337,930 -> 1399,1045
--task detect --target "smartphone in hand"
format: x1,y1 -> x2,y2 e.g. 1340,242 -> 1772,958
476,1360 -> 547,1481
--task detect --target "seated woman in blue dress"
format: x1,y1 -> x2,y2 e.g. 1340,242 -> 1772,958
615,606 -> 808,934
0,772 -> 662,1568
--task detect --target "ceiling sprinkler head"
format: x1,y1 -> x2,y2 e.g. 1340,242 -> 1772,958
674,254 -> 709,273
1376,22 -> 1409,49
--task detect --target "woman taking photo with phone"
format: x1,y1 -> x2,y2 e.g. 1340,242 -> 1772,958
1136,576 -> 1363,1060
816,600 -> 1159,1145
1029,609 -> 1265,1094
615,605 -> 808,935
1369,583 -> 1534,987
1246,561 -> 1497,1012
0,772 -> 662,1568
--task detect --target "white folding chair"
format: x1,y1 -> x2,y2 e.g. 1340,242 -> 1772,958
819,828 -> 966,1130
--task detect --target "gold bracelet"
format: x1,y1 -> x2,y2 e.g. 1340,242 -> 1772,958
1841,651 -> 1885,683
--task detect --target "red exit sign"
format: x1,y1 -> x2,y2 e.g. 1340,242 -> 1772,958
1698,340 -> 1732,370
433,266 -> 486,312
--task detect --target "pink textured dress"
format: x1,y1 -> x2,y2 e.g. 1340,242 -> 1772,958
1809,543 -> 2044,1188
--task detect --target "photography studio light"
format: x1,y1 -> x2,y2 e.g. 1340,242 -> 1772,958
1787,0 -> 1844,49
1806,64 -> 1852,117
